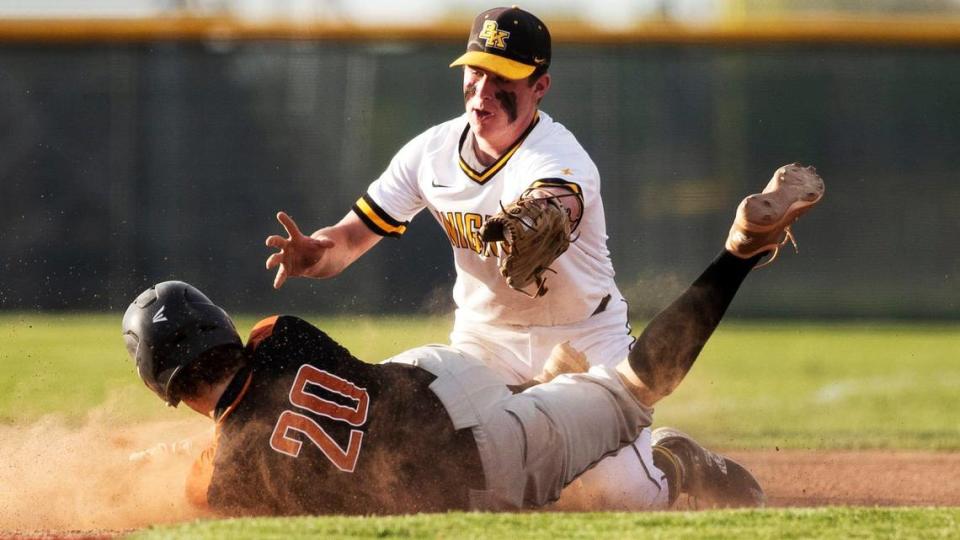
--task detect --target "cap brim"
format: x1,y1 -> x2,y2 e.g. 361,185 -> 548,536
450,51 -> 535,80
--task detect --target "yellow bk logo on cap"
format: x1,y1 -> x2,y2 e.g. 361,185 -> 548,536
478,20 -> 510,50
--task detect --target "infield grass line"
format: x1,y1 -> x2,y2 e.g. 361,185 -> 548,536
129,507 -> 960,539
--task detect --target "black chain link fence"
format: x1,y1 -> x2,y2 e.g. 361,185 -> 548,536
1,40 -> 957,319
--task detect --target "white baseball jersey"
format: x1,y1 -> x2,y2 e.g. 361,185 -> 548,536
353,111 -> 621,327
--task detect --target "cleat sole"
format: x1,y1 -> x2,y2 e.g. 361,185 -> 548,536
735,163 -> 824,234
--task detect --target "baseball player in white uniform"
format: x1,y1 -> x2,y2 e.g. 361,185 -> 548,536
266,6 -> 663,509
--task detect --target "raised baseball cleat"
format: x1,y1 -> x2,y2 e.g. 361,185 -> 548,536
651,427 -> 765,509
725,163 -> 825,264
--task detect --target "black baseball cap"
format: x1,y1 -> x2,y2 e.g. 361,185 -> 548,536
449,6 -> 551,80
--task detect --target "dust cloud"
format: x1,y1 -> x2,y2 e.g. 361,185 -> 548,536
0,393 -> 212,533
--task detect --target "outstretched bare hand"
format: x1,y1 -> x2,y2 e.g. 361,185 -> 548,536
265,212 -> 335,289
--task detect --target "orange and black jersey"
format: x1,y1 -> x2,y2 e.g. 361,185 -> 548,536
189,315 -> 483,516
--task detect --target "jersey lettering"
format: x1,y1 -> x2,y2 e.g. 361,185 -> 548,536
270,411 -> 365,472
288,365 -> 369,426
269,365 -> 370,472
453,212 -> 469,248
465,213 -> 483,253
435,210 -> 500,257
437,210 -> 460,248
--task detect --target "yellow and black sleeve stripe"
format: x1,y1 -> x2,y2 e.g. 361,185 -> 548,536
351,194 -> 409,238
527,178 -> 585,232
529,178 -> 583,196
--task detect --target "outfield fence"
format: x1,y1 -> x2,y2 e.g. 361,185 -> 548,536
1,19 -> 958,319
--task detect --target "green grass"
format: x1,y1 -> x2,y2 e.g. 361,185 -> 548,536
657,321 -> 960,450
2,314 -> 959,450
130,508 -> 960,539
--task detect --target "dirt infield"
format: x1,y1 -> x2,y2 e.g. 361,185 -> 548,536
730,450 -> 960,507
2,450 -> 958,538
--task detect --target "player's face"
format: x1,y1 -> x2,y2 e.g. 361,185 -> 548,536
463,66 -> 550,153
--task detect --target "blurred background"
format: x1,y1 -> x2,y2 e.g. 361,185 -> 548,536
1,0 -> 958,320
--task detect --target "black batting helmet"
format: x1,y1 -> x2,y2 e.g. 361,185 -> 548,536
122,281 -> 242,406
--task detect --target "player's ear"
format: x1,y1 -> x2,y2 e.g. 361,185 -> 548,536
533,73 -> 551,97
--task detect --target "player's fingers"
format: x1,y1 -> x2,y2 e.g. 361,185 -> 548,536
273,265 -> 288,289
265,235 -> 287,249
276,211 -> 305,239
265,251 -> 284,270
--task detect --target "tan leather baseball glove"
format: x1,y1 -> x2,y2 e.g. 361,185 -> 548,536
479,194 -> 571,297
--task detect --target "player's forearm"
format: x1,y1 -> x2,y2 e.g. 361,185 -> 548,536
304,227 -> 354,278
302,234 -> 362,278
307,216 -> 382,278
